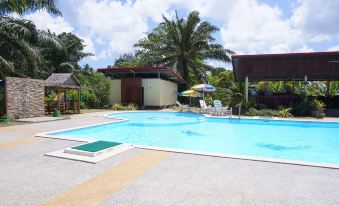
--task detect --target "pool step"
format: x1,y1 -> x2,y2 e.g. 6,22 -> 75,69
64,141 -> 123,157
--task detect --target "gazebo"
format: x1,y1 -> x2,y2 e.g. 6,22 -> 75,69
45,73 -> 82,114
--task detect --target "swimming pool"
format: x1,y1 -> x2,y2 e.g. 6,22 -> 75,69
46,112 -> 339,166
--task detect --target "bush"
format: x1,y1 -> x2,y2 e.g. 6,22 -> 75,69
278,107 -> 293,118
244,107 -> 279,117
292,100 -> 311,116
77,72 -> 110,109
311,99 -> 325,111
112,103 -> 137,111
0,87 -> 5,117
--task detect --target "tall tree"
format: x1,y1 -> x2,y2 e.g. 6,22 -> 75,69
113,53 -> 140,67
0,0 -> 61,16
0,16 -> 61,78
135,11 -> 235,86
43,32 -> 93,74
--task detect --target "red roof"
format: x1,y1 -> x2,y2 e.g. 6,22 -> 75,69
97,66 -> 185,83
232,51 -> 339,81
232,51 -> 339,59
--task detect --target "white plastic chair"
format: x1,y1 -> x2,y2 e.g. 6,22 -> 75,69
212,100 -> 225,116
212,100 -> 232,117
176,101 -> 190,112
199,100 -> 211,114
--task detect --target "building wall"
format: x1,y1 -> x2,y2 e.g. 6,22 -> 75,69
142,79 -> 161,106
109,78 -> 178,107
142,79 -> 177,107
109,79 -> 121,104
160,79 -> 178,106
5,77 -> 45,119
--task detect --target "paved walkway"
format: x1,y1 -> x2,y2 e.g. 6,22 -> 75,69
1,112 -> 339,206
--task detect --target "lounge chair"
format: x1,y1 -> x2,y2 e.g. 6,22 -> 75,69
176,101 -> 190,112
212,100 -> 232,117
199,100 -> 211,114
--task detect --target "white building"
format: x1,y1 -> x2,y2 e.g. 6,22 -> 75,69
98,66 -> 185,108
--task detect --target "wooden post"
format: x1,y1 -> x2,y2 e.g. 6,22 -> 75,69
245,76 -> 249,103
327,81 -> 331,96
304,75 -> 308,102
77,89 -> 80,114
57,88 -> 60,112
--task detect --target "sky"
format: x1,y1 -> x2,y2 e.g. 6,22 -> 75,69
21,0 -> 339,69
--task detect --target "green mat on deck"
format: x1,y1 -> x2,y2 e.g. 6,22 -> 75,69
72,141 -> 122,152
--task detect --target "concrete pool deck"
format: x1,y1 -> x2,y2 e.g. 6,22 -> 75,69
1,111 -> 339,205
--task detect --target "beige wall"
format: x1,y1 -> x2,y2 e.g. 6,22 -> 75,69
142,79 -> 177,107
109,78 -> 177,107
142,79 -> 161,106
160,79 -> 178,106
109,79 -> 121,104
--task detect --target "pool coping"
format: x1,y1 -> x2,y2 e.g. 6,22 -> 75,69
36,111 -> 339,170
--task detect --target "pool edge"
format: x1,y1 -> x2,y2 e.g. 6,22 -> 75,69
37,111 -> 339,170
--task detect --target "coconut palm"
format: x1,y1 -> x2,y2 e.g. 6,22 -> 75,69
135,11 -> 235,86
0,0 -> 61,16
43,32 -> 93,74
0,16 -> 61,78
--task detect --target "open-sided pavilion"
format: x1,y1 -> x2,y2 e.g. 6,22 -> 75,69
45,73 -> 82,114
232,51 -> 339,108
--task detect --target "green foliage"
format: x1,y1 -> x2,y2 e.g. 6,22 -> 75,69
208,87 -> 233,106
0,86 -> 5,117
311,99 -> 325,111
278,107 -> 293,118
42,32 -> 93,76
244,108 -> 279,117
292,100 -> 311,116
112,103 -> 137,111
0,17 -> 62,78
112,53 -> 140,67
135,11 -> 234,86
0,0 -> 61,16
44,93 -> 57,102
76,68 -> 110,109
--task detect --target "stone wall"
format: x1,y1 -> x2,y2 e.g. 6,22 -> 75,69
5,77 -> 45,119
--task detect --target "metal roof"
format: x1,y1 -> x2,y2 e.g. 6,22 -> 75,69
97,66 -> 185,83
232,51 -> 339,81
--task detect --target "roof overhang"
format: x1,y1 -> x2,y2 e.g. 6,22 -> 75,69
97,66 -> 185,83
232,51 -> 339,81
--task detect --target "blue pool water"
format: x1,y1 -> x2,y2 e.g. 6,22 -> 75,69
50,112 -> 339,164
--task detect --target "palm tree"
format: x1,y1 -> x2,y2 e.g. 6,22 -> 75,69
135,11 -> 235,86
0,0 -> 61,16
43,32 -> 93,74
0,16 -> 61,78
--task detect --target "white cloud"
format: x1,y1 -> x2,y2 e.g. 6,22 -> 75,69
327,45 -> 339,52
291,0 -> 339,41
220,0 -> 308,54
24,10 -> 74,34
20,0 -> 339,67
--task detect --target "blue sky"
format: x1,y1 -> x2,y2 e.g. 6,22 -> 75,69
22,0 -> 339,69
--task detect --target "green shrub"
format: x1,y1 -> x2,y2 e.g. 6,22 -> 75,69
112,103 -> 138,111
244,108 -> 279,117
311,99 -> 325,111
278,107 -> 293,118
0,87 -> 5,117
292,101 -> 311,116
244,108 -> 258,116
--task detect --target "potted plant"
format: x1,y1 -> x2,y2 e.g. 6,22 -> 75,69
0,116 -> 10,123
53,110 -> 61,117
311,99 -> 325,118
